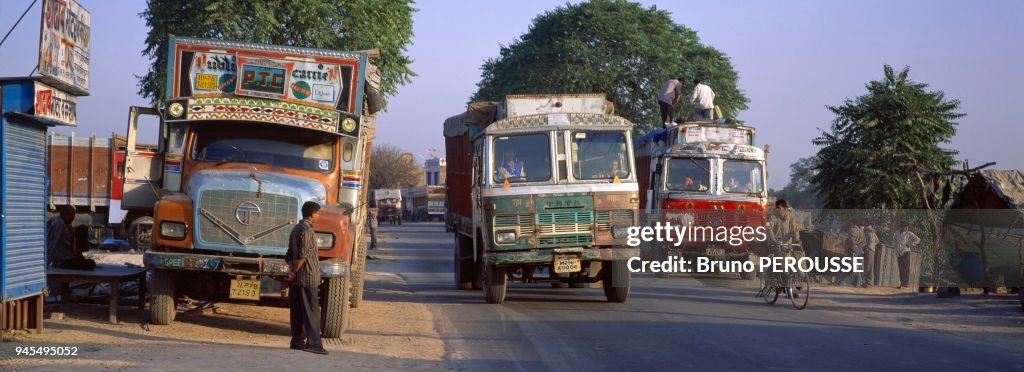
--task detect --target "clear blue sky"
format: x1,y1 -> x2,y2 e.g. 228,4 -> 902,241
2,0 -> 1021,188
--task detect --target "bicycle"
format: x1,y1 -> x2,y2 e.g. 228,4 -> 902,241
755,243 -> 810,310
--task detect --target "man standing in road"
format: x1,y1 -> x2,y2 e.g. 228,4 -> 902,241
286,202 -> 328,355
862,220 -> 879,288
841,220 -> 867,287
368,206 -> 380,250
690,79 -> 716,120
657,76 -> 686,127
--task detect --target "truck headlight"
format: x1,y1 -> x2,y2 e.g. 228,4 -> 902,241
611,225 -> 630,239
495,231 -> 516,244
315,232 -> 335,249
160,221 -> 186,240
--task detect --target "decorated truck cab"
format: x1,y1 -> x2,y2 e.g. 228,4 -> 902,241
444,94 -> 639,304
635,121 -> 768,279
131,37 -> 381,337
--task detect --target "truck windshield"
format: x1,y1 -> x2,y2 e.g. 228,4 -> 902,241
191,122 -> 336,172
722,160 -> 764,194
666,158 -> 710,192
492,134 -> 551,183
571,131 -> 630,180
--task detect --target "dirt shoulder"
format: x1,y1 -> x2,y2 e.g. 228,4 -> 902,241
1,271 -> 445,371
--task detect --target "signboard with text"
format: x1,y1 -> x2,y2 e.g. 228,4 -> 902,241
38,0 -> 91,96
34,81 -> 78,126
169,37 -> 365,115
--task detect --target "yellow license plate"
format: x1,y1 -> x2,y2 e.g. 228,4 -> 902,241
229,279 -> 261,301
553,255 -> 582,273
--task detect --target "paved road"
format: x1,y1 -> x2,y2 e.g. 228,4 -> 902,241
372,222 -> 1024,371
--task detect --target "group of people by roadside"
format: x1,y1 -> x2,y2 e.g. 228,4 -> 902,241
765,199 -> 923,289
657,76 -> 716,127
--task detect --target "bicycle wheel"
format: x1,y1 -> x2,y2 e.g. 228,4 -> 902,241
762,273 -> 779,305
788,271 -> 810,310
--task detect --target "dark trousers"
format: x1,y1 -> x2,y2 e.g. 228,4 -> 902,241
289,285 -> 323,349
658,100 -> 674,124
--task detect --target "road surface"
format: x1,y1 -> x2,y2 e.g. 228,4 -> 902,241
373,222 -> 1024,371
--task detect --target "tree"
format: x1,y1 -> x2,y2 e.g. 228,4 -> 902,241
138,0 -> 416,103
368,144 -> 422,190
811,65 -> 964,210
773,156 -> 823,209
471,0 -> 748,132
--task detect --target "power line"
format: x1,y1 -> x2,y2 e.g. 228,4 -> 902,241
0,0 -> 38,49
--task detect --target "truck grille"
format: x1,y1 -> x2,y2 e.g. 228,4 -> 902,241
494,213 -> 535,235
537,211 -> 593,235
595,209 -> 634,231
539,234 -> 593,247
197,190 -> 298,248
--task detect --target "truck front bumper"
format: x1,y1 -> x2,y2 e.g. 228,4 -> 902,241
143,251 -> 349,278
487,247 -> 639,266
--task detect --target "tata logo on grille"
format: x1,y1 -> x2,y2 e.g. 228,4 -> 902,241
235,202 -> 262,225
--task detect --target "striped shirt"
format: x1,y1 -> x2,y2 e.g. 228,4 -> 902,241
287,220 -> 321,288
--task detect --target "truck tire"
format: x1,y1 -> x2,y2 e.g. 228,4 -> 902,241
603,260 -> 630,303
128,216 -> 154,252
150,269 -> 175,325
484,264 -> 507,304
321,273 -> 351,338
349,238 -> 368,308
454,235 -> 474,290
655,248 -> 670,278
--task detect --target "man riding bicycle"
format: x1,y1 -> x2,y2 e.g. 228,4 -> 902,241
767,199 -> 801,254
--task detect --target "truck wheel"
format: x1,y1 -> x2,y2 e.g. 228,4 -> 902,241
484,264 -> 507,304
349,238 -> 368,308
128,216 -> 154,252
150,269 -> 175,325
603,260 -> 630,303
454,235 -> 474,290
321,273 -> 351,338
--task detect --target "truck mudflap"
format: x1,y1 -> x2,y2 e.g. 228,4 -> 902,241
143,251 -> 349,278
487,247 -> 639,266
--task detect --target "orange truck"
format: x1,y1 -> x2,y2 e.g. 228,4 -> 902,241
128,37 -> 382,337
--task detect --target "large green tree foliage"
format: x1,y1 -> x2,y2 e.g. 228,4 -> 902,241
772,156 -> 823,209
138,0 -> 416,103
811,65 -> 964,209
472,0 -> 748,131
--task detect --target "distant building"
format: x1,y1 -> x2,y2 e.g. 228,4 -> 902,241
424,156 -> 446,186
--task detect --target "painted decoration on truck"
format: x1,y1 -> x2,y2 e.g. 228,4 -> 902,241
183,97 -> 341,133
169,37 -> 365,117
38,0 -> 91,96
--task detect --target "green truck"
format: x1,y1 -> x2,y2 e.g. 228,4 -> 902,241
443,94 -> 639,303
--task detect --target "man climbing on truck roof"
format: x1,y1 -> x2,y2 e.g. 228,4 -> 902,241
658,76 -> 686,127
690,79 -> 716,120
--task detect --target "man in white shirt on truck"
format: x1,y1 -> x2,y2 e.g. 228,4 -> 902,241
690,79 -> 715,120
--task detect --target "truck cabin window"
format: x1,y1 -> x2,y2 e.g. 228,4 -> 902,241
666,158 -> 710,192
492,134 -> 551,183
191,122 -> 336,172
722,160 -> 764,194
571,132 -> 630,180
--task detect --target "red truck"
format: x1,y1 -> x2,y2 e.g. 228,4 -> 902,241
47,132 -> 157,249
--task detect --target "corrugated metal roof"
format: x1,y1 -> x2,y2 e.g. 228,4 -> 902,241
977,170 -> 1024,210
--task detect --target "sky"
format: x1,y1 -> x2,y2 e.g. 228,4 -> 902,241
1,0 -> 1021,188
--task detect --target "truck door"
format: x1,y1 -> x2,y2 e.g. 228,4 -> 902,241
121,106 -> 164,210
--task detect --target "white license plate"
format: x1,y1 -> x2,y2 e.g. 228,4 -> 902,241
706,248 -> 726,256
553,255 -> 582,273
229,279 -> 261,301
